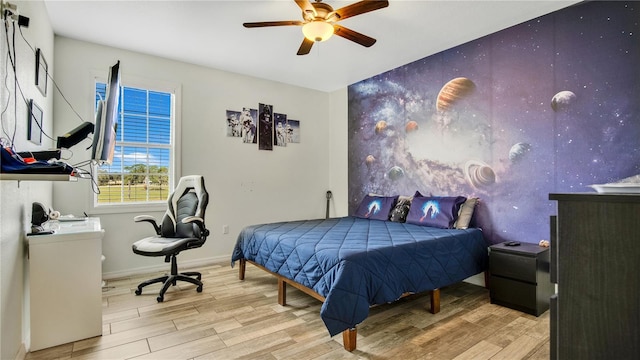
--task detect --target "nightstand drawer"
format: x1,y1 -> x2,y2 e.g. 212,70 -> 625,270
490,276 -> 538,312
490,251 -> 537,283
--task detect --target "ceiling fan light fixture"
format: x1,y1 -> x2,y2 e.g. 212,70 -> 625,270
302,21 -> 334,42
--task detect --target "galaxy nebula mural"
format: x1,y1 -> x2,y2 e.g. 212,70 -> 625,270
347,1 -> 639,244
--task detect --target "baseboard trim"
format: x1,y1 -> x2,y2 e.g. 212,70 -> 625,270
463,273 -> 486,287
102,254 -> 230,280
14,343 -> 26,360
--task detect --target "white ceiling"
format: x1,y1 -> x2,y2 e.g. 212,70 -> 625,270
43,0 -> 581,92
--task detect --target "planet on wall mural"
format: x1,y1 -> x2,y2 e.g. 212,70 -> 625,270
436,77 -> 476,112
387,166 -> 405,181
509,142 -> 532,163
551,90 -> 576,111
405,120 -> 419,133
375,120 -> 387,134
464,160 -> 496,189
365,155 -> 376,169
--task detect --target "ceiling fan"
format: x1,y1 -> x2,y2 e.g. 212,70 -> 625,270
243,0 -> 389,55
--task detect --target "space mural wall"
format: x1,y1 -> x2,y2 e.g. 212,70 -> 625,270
347,1 -> 639,244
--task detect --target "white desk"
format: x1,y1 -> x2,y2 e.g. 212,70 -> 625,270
26,217 -> 104,351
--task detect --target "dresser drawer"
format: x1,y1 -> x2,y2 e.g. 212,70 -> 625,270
490,251 -> 537,283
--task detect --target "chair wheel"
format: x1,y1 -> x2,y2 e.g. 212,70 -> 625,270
135,289 -> 142,296
157,296 -> 164,302
197,285 -> 203,293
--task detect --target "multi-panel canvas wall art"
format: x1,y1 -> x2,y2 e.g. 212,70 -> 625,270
226,105 -> 300,149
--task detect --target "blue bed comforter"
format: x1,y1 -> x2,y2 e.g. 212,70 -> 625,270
231,216 -> 488,336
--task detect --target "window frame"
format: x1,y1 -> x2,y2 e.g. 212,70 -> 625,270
89,73 -> 181,214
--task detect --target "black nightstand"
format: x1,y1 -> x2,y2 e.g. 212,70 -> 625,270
489,242 -> 553,316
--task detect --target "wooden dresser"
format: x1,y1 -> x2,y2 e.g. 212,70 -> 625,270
549,193 -> 640,360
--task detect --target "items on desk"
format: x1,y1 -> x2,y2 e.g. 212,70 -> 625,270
30,202 -> 49,234
17,149 -> 62,162
49,210 -> 60,220
29,201 -> 87,235
27,231 -> 54,236
1,147 -> 74,175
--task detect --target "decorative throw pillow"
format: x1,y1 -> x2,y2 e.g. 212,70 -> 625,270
354,195 -> 398,221
389,198 -> 411,222
406,196 -> 467,228
454,197 -> 479,229
414,190 -> 426,198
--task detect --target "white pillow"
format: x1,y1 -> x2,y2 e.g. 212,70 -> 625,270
454,197 -> 479,229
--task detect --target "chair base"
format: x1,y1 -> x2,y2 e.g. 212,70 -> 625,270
134,254 -> 203,302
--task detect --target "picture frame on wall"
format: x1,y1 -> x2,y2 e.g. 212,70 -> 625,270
241,108 -> 257,144
28,99 -> 43,145
258,103 -> 274,151
226,110 -> 242,137
225,105 -> 299,148
287,119 -> 300,143
35,48 -> 48,96
274,113 -> 287,147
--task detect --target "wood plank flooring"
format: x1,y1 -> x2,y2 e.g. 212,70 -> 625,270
25,262 -> 551,359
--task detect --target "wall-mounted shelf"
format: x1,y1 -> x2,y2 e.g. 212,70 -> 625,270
0,173 -> 78,182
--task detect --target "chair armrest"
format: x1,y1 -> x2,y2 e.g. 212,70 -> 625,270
182,216 -> 209,237
134,215 -> 161,235
182,216 -> 203,225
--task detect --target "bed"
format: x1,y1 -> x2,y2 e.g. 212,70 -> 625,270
231,214 -> 488,351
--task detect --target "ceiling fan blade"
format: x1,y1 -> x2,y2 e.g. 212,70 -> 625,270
333,24 -> 376,47
297,38 -> 314,55
295,0 -> 317,19
331,0 -> 389,22
243,20 -> 304,28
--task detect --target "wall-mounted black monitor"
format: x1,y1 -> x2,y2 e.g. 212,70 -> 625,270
91,60 -> 120,166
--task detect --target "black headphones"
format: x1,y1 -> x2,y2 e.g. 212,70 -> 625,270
31,202 -> 49,233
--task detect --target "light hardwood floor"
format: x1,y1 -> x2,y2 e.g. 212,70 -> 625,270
26,262 -> 550,360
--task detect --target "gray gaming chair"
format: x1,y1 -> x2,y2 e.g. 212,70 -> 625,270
132,175 -> 209,302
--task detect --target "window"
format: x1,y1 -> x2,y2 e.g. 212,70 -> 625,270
94,81 -> 176,207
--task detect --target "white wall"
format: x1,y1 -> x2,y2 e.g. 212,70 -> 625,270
51,37 -> 340,278
328,88 -> 349,218
0,1 -> 54,358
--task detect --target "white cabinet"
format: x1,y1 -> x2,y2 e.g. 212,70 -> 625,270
26,218 -> 104,351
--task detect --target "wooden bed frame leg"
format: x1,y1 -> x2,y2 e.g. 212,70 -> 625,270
484,270 -> 490,289
430,288 -> 441,314
238,258 -> 246,280
278,278 -> 287,306
342,328 -> 357,352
